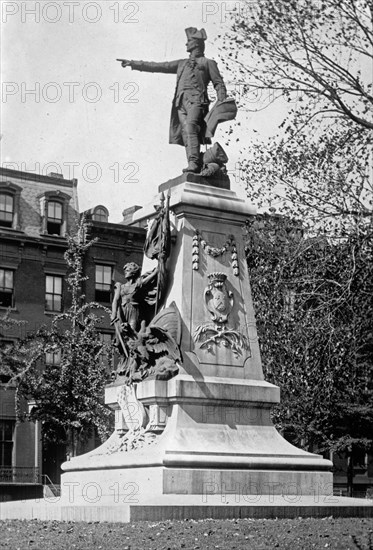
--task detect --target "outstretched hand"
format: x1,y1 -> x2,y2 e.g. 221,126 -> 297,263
121,59 -> 131,68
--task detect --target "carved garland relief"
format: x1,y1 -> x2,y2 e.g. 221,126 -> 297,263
192,230 -> 240,276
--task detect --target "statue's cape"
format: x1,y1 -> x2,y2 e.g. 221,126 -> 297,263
205,98 -> 238,138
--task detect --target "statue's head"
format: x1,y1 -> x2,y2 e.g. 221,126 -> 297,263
185,27 -> 207,55
123,262 -> 141,279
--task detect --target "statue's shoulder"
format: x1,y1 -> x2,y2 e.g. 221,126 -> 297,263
205,57 -> 218,67
197,57 -> 217,72
114,281 -> 131,292
177,59 -> 189,72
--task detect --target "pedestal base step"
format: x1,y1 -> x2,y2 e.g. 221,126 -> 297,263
1,496 -> 372,522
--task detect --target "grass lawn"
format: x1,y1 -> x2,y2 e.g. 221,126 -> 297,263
0,517 -> 372,550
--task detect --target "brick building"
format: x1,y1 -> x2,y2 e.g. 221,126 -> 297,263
0,167 -> 145,498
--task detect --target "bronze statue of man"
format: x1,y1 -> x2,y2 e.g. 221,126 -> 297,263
120,27 -> 227,174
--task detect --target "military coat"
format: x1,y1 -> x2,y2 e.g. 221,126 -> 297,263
130,57 -> 227,145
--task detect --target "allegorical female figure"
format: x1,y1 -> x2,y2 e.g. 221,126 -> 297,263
110,261 -> 181,384
110,262 -> 157,333
110,193 -> 174,381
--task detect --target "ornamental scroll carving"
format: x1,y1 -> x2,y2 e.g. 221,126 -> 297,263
88,385 -> 160,456
193,272 -> 250,358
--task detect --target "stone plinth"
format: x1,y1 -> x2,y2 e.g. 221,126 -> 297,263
159,172 -> 231,193
60,178 -> 333,510
133,179 -> 261,379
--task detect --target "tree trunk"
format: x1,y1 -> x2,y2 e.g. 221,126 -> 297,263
67,428 -> 78,458
347,446 -> 354,498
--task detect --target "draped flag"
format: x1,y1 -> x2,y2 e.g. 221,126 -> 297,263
143,191 -> 171,313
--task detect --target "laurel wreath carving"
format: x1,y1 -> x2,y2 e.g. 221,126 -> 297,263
193,323 -> 250,358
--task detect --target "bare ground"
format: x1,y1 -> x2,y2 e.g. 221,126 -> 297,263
1,517 -> 373,550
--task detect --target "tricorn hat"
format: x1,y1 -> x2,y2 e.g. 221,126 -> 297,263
203,142 -> 229,166
185,27 -> 207,41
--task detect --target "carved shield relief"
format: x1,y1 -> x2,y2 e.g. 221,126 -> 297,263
194,271 -> 251,364
204,272 -> 233,324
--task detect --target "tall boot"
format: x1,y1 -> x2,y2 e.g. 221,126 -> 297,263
182,151 -> 200,173
182,124 -> 201,173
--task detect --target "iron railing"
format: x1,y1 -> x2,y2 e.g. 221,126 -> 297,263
42,474 -> 60,497
0,467 -> 40,483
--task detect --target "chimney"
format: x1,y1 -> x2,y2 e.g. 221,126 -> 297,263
122,205 -> 142,225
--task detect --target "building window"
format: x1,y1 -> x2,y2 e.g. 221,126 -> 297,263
0,194 -> 14,228
45,349 -> 61,366
93,206 -> 108,223
47,201 -> 63,235
0,339 -> 15,383
38,190 -> 71,237
0,420 -> 14,467
0,268 -> 14,308
45,275 -> 63,312
95,265 -> 112,303
0,182 -> 21,230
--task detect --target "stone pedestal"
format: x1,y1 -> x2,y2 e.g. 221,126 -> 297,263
60,175 -> 332,508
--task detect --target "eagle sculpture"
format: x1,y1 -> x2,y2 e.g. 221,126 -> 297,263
115,302 -> 181,384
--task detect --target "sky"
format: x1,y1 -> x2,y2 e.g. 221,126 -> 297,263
1,0 -> 285,222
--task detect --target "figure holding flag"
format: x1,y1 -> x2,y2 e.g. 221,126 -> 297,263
110,192 -> 174,380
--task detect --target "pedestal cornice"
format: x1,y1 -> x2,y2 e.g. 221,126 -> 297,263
132,180 -> 256,226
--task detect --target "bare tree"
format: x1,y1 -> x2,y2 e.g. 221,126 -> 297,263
223,0 -> 372,232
